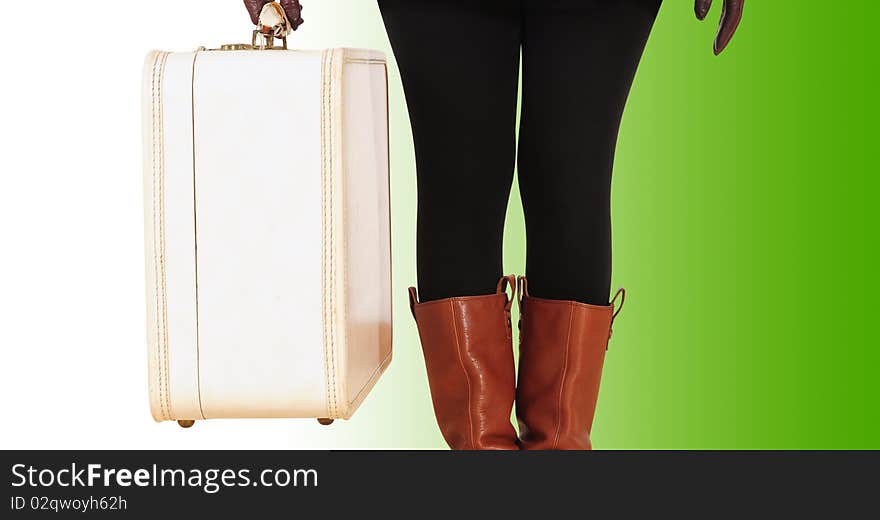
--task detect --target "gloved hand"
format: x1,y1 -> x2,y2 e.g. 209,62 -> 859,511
694,0 -> 743,55
244,0 -> 304,30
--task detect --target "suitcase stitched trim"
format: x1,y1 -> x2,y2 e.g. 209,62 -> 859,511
321,49 -> 339,419
149,51 -> 173,422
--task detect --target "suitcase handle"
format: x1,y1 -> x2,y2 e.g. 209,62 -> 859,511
249,1 -> 302,50
212,2 -> 303,52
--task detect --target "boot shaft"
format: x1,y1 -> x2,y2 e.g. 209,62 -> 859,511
516,276 -> 624,450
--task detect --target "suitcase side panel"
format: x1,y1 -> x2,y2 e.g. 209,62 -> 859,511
143,51 -> 204,422
193,51 -> 328,418
162,52 -> 206,422
334,50 -> 393,419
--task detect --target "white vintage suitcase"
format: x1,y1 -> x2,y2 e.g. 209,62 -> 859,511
142,42 -> 392,427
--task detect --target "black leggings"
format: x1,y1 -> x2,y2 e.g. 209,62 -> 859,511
379,0 -> 661,305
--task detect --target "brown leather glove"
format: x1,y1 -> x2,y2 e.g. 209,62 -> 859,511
695,0 -> 744,55
244,0 -> 304,30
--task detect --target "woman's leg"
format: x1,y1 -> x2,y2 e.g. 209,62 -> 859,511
518,0 -> 662,305
378,0 -> 521,302
515,0 -> 661,450
380,0 -> 522,450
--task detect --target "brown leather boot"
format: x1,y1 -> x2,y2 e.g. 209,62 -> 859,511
515,276 -> 625,450
408,276 -> 519,450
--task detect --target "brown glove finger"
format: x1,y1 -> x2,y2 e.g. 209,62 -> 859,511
714,0 -> 744,55
244,0 -> 273,25
694,0 -> 713,21
279,0 -> 305,30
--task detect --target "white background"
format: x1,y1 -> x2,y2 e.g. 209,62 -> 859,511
0,1 -> 435,449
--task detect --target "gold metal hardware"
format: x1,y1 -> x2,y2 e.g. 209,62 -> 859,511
210,32 -> 288,52
219,43 -> 254,51
252,29 -> 288,50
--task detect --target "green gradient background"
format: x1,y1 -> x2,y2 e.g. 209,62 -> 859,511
298,1 -> 878,449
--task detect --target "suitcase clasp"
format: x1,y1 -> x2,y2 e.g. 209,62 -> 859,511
213,30 -> 287,52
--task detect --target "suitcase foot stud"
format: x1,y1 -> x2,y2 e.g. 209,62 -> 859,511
177,420 -> 196,429
317,418 -> 334,426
